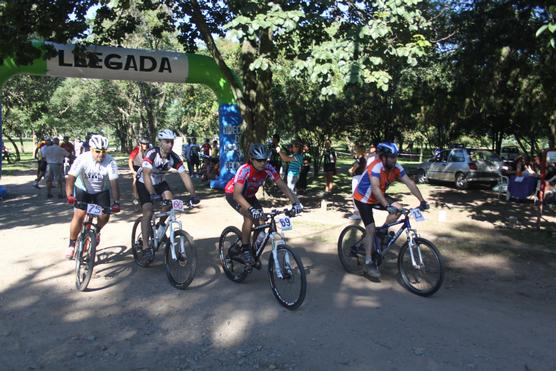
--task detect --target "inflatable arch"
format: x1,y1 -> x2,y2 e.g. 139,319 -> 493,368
0,40 -> 243,188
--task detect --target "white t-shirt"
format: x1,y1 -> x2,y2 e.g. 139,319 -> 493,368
137,147 -> 186,185
42,145 -> 69,164
366,154 -> 377,167
69,152 -> 119,193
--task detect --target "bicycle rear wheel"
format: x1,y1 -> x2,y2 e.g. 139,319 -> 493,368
268,245 -> 306,310
165,230 -> 197,289
337,225 -> 366,274
75,230 -> 96,291
131,216 -> 154,267
218,226 -> 249,283
398,237 -> 444,297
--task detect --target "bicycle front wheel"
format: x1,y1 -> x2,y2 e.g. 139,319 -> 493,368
268,245 -> 306,310
165,230 -> 197,289
398,237 -> 444,297
337,225 -> 366,274
131,216 -> 154,267
75,230 -> 96,291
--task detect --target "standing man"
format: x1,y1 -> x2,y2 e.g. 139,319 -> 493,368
190,138 -> 201,175
65,135 -> 121,259
42,137 -> 69,199
322,139 -> 337,194
278,141 -> 304,194
33,135 -> 49,188
268,134 -> 282,174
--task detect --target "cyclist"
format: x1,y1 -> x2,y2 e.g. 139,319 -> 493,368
65,135 -> 121,259
353,142 -> 429,279
135,129 -> 199,256
129,137 -> 151,204
225,143 -> 303,265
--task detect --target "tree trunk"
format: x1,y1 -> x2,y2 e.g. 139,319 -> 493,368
3,132 -> 20,160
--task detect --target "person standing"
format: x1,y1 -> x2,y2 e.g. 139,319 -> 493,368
268,134 -> 282,174
297,143 -> 312,194
42,138 -> 69,198
322,139 -> 337,193
190,138 -> 201,175
278,141 -> 304,194
348,145 -> 367,220
33,136 -> 49,189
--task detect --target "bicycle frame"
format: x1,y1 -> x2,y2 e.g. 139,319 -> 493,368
362,209 -> 424,270
152,207 -> 185,260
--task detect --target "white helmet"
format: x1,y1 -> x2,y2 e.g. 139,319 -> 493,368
157,129 -> 176,140
89,135 -> 109,150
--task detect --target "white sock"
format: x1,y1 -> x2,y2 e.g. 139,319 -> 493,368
365,256 -> 373,264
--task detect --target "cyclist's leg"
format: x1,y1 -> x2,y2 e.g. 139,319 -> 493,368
158,182 -> 173,224
137,181 -> 155,250
93,190 -> 111,231
45,164 -> 53,196
354,200 -> 376,259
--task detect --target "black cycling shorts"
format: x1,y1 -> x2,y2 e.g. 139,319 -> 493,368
226,194 -> 262,214
136,180 -> 171,206
354,195 -> 395,227
75,188 -> 111,214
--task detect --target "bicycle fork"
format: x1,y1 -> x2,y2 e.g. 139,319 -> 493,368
406,229 -> 424,269
270,232 -> 292,279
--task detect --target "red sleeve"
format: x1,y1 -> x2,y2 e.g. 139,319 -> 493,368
266,164 -> 281,182
129,146 -> 140,160
234,165 -> 250,185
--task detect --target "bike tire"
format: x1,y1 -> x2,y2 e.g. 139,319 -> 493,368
165,230 -> 197,290
337,224 -> 366,274
397,237 -> 444,297
218,226 -> 249,283
268,245 -> 307,310
131,216 -> 154,267
75,230 -> 96,291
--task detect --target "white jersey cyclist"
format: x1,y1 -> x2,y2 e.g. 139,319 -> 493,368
136,147 -> 186,185
68,151 -> 119,193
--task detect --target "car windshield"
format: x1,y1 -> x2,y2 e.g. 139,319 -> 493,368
468,150 -> 501,162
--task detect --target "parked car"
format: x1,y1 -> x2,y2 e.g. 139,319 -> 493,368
416,148 -> 503,189
500,146 -> 521,161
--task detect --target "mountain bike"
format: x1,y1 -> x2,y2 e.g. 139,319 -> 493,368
74,202 -> 103,291
338,206 -> 444,296
131,199 -> 197,290
219,208 -> 306,310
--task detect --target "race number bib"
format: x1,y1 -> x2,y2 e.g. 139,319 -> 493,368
172,199 -> 184,211
86,203 -> 103,216
411,209 -> 425,222
278,216 -> 293,231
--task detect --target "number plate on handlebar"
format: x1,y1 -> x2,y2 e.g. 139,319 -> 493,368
411,209 -> 425,222
278,216 -> 293,231
86,203 -> 103,216
172,199 -> 184,211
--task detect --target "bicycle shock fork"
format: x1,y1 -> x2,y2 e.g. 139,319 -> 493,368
406,229 -> 424,269
270,232 -> 291,279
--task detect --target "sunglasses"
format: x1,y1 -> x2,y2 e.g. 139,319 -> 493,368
253,158 -> 266,163
92,149 -> 107,154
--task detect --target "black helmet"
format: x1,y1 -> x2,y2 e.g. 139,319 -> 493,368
249,143 -> 268,160
139,137 -> 150,145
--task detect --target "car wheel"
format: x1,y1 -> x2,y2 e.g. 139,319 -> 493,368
455,172 -> 468,190
416,169 -> 427,184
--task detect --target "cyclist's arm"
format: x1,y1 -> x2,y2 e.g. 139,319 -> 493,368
110,179 -> 121,203
232,182 -> 254,211
128,157 -> 135,174
399,174 -> 425,203
275,177 -> 299,204
178,171 -> 197,197
66,175 -> 76,198
371,176 -> 389,208
142,167 -> 156,195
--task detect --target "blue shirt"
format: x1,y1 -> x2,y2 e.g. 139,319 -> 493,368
287,153 -> 304,176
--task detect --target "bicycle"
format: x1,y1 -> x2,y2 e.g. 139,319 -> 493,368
337,206 -> 444,296
218,208 -> 307,310
1,146 -> 15,164
131,199 -> 197,290
74,202 -> 103,291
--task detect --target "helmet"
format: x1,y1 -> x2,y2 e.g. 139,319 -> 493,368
89,135 -> 109,150
249,143 -> 268,160
139,137 -> 150,145
377,142 -> 399,157
157,129 -> 176,140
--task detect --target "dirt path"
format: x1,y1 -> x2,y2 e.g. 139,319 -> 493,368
1,172 -> 555,370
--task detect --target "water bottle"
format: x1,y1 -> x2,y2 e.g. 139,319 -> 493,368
255,232 -> 267,249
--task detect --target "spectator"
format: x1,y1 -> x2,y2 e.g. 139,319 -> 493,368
190,138 -> 201,175
278,140 -> 304,194
42,137 -> 69,199
33,135 -> 49,188
366,143 -> 377,166
322,139 -> 337,193
268,134 -> 282,175
182,138 -> 194,175
297,143 -> 312,194
348,145 -> 367,220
